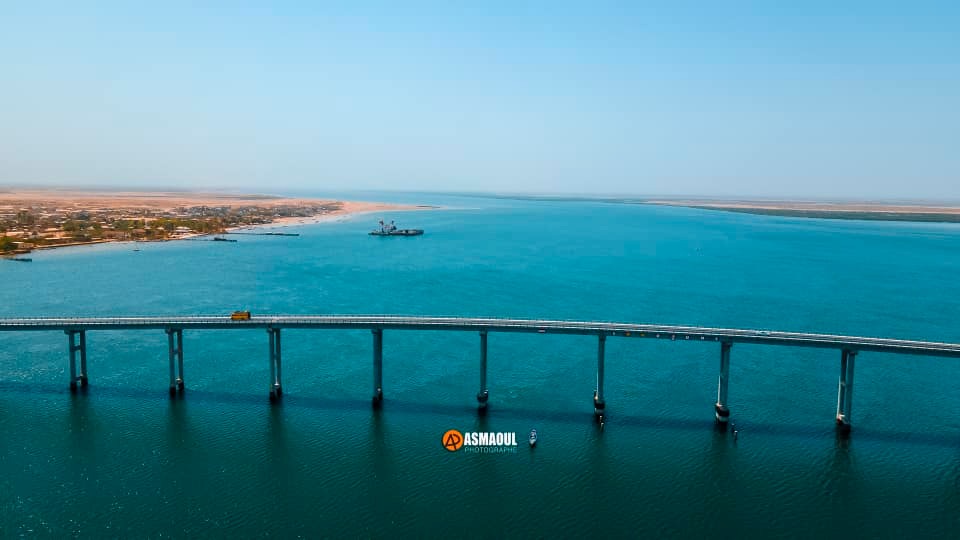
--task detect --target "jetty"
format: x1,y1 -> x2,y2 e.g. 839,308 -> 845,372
2,315 -> 958,435
223,232 -> 300,237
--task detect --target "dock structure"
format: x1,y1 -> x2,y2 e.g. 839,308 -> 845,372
4,316 -> 960,435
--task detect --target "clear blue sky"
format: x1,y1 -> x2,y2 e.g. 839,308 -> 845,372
2,1 -> 958,198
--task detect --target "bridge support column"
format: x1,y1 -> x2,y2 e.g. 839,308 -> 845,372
715,342 -> 732,427
166,329 -> 184,395
594,334 -> 606,423
66,330 -> 88,391
268,328 -> 282,402
477,331 -> 489,411
372,329 -> 383,407
836,349 -> 856,435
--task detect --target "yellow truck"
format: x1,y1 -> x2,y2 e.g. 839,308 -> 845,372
230,310 -> 251,321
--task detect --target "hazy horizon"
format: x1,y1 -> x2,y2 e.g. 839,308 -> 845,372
2,2 -> 958,199
7,183 -> 960,206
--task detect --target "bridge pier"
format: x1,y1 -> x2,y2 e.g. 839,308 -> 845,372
268,328 -> 282,401
477,331 -> 489,412
166,328 -> 184,395
594,334 -> 606,423
372,329 -> 383,407
66,330 -> 88,391
836,349 -> 857,435
715,342 -> 732,427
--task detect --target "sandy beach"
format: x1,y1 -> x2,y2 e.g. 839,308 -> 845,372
244,200 -> 433,230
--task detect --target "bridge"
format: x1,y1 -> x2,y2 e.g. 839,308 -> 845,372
3,315 -> 960,434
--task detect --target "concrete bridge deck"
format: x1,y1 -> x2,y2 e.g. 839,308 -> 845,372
2,315 -> 959,357
2,315 -> 959,434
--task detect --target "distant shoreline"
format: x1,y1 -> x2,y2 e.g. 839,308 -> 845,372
455,193 -> 960,224
643,200 -> 960,223
0,189 -> 436,255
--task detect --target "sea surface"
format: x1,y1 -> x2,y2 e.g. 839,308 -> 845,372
2,193 -> 959,538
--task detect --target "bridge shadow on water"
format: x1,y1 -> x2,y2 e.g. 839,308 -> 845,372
2,380 -> 959,449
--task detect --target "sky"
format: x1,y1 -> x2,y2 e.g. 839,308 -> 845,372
1,1 -> 958,199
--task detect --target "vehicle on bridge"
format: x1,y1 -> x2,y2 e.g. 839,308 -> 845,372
231,310 -> 251,321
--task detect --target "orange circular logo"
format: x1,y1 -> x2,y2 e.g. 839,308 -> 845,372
442,429 -> 464,451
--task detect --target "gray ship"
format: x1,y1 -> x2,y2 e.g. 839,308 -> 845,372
369,219 -> 423,236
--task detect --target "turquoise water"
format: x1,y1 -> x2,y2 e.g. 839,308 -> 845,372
2,194 -> 959,537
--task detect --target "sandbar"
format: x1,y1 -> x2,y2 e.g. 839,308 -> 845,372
645,199 -> 960,223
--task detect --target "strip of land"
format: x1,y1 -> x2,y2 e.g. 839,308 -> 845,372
0,189 -> 432,255
644,200 -> 960,223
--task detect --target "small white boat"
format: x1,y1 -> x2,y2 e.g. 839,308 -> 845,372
529,429 -> 538,447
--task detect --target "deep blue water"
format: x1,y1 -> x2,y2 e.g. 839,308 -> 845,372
2,194 -> 959,537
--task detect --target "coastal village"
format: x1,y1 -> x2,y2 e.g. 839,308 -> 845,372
0,194 -> 341,255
